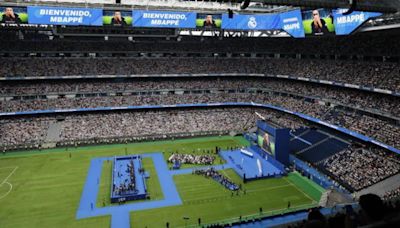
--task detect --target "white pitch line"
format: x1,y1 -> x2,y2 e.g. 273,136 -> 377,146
0,166 -> 18,200
0,166 -> 18,186
283,178 -> 317,203
183,184 -> 294,203
245,184 -> 293,193
0,182 -> 12,200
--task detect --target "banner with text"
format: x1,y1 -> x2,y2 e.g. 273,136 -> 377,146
27,6 -> 103,26
132,10 -> 196,28
333,9 -> 382,35
279,9 -> 305,38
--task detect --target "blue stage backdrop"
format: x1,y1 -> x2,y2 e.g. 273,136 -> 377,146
132,10 -> 196,28
333,9 -> 382,35
256,120 -> 290,166
27,6 -> 103,26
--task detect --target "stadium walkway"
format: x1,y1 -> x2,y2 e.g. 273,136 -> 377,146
356,172 -> 400,199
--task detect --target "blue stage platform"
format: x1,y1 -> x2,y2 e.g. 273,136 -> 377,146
219,147 -> 284,180
111,155 -> 147,203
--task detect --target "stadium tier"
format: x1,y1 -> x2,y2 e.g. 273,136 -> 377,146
1,2 -> 400,228
0,57 -> 399,92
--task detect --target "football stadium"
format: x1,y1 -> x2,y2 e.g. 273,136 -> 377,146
0,0 -> 400,228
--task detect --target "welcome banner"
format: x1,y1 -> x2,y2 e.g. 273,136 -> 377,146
333,9 -> 382,35
132,10 -> 196,28
27,6 -> 103,26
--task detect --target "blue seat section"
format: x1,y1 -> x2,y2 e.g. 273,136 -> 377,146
289,139 -> 310,153
299,138 -> 349,163
301,131 -> 328,144
291,127 -> 309,136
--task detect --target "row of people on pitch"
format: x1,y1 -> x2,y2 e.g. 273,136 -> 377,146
193,168 -> 239,191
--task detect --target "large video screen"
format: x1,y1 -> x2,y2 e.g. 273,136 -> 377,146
103,10 -> 132,26
257,129 -> 275,156
103,10 -> 132,27
302,8 -> 335,36
0,6 -> 28,24
196,13 -> 221,29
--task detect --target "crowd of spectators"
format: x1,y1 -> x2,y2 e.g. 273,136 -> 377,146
58,108 -> 295,142
322,146 -> 400,191
0,107 -> 303,147
0,57 -> 399,92
168,153 -> 215,165
383,186 -> 400,201
193,168 -> 239,191
0,116 -> 52,146
324,110 -> 400,149
1,90 -> 398,149
1,87 -> 398,148
1,77 -> 398,116
0,92 -> 330,117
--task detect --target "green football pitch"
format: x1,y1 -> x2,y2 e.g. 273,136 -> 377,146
0,136 -> 324,228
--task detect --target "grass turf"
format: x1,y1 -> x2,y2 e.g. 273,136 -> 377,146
0,136 -> 322,228
0,136 -> 246,227
130,169 -> 322,227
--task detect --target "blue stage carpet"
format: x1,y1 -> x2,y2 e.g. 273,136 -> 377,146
219,148 -> 284,180
76,152 -> 232,228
